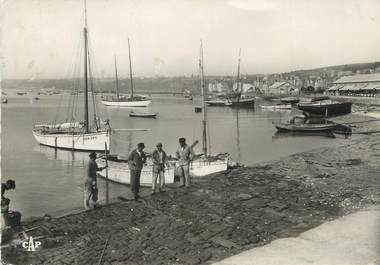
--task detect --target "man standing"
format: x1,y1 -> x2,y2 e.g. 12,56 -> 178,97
152,142 -> 169,194
1,180 -> 16,200
176,137 -> 194,188
128,142 -> 147,200
84,152 -> 106,210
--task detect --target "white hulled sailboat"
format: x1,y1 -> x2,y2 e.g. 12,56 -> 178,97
101,39 -> 151,107
32,1 -> 111,152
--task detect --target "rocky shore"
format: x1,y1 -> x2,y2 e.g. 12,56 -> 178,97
2,134 -> 380,265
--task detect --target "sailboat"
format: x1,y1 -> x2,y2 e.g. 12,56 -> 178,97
227,49 -> 255,107
186,41 -> 229,177
32,1 -> 111,152
101,39 -> 151,107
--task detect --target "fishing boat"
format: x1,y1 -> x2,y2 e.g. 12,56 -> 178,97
274,115 -> 337,133
228,49 -> 255,108
298,97 -> 352,116
101,40 -> 151,107
280,97 -> 300,104
275,123 -> 337,133
182,41 -> 229,176
205,95 -> 232,106
97,156 -> 176,186
129,111 -> 158,118
32,1 -> 111,151
260,104 -> 292,110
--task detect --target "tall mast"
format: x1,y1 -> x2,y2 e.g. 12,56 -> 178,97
128,38 -> 134,98
114,55 -> 119,100
200,40 -> 207,156
83,0 -> 89,133
236,48 -> 241,93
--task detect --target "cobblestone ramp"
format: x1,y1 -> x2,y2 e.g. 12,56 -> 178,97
2,135 -> 380,265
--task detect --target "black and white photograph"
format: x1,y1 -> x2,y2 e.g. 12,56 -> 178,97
1,0 -> 380,264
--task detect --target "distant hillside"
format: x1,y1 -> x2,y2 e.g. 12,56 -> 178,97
288,61 -> 380,77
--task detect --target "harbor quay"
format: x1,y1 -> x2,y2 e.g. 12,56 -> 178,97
2,134 -> 380,265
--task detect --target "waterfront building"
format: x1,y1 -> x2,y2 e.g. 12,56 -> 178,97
326,73 -> 380,97
266,81 -> 299,95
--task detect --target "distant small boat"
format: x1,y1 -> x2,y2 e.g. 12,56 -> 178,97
34,97 -> 40,100
280,97 -> 300,104
261,104 -> 292,110
17,92 -> 27,96
206,98 -> 232,106
2,98 -> 8,104
129,111 -> 158,118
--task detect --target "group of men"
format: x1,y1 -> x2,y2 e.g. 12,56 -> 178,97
84,137 -> 194,209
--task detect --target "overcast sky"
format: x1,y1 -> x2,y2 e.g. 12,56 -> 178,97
1,0 -> 380,79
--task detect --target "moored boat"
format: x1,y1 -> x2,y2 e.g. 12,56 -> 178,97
129,111 -> 158,118
280,97 -> 300,104
101,40 -> 151,107
2,98 -> 8,104
298,98 -> 352,116
32,2 -> 111,152
275,123 -> 337,133
260,104 -> 292,110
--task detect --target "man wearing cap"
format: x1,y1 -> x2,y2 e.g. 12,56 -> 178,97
176,137 -> 194,188
84,152 -> 107,210
151,142 -> 169,194
1,180 -> 15,200
128,143 -> 147,200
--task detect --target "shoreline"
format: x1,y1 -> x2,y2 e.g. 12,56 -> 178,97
2,133 -> 380,265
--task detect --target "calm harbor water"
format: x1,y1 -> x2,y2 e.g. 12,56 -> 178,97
2,93 -> 346,217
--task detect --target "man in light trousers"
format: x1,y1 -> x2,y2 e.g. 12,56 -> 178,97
176,137 -> 194,188
152,142 -> 169,194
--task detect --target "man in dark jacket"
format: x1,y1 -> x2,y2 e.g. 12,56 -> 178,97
128,142 -> 147,200
151,142 -> 169,194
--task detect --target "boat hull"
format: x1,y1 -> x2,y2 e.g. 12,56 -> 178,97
101,100 -> 151,107
32,130 -> 111,151
275,123 -> 337,133
97,158 -> 228,186
129,112 -> 158,118
98,160 -> 176,186
230,98 -> 255,108
260,104 -> 291,110
205,100 -> 232,106
298,102 -> 352,116
189,159 -> 228,177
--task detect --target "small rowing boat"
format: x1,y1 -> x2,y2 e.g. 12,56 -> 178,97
129,111 -> 158,118
260,104 -> 292,110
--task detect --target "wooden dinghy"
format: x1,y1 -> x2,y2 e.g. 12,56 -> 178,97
129,111 -> 158,118
275,123 -> 337,132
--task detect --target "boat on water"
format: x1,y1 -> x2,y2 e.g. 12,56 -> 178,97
98,156 -> 176,186
205,95 -> 232,106
298,96 -> 352,116
260,104 -> 292,110
2,98 -> 8,104
280,97 -> 300,104
274,115 -> 337,133
129,111 -> 158,118
275,123 -> 337,133
188,41 -> 229,175
228,49 -> 255,107
101,41 -> 151,107
32,2 -> 111,152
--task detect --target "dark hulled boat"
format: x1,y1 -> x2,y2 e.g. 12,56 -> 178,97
298,97 -> 352,116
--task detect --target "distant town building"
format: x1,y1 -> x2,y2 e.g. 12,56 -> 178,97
266,81 -> 299,95
326,73 -> 380,97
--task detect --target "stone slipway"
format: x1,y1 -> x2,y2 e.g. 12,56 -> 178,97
213,206 -> 380,265
2,135 -> 380,265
